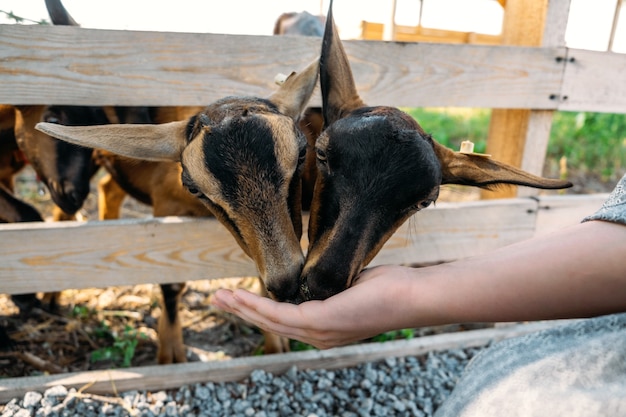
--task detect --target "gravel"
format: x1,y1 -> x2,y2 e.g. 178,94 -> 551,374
1,347 -> 482,417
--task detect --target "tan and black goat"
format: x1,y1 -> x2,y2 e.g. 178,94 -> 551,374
295,0 -> 573,303
37,59 -> 319,363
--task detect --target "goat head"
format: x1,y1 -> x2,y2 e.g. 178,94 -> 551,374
298,0 -> 572,302
37,59 -> 319,303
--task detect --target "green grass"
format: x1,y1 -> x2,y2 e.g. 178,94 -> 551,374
402,107 -> 626,182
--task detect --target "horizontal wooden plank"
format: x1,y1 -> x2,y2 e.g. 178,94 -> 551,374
0,216 -> 258,295
0,320 -> 575,403
533,193 -> 608,236
370,198 -> 538,266
559,48 -> 626,113
0,199 -> 540,295
0,24 -> 565,109
0,195 -> 606,296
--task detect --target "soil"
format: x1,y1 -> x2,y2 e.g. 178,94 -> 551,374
1,164 -> 620,379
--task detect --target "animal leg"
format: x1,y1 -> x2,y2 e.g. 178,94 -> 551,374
98,173 -> 126,220
157,283 -> 187,364
52,205 -> 78,221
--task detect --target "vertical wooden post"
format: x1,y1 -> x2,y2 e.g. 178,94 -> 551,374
481,0 -> 571,199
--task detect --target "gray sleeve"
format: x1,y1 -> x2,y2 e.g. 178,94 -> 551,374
582,173 -> 626,225
434,313 -> 626,417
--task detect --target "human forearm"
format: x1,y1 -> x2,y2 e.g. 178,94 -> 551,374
404,219 -> 626,326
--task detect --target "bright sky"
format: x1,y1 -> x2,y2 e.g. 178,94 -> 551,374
1,0 -> 624,52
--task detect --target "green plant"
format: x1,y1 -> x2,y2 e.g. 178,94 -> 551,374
290,339 -> 317,352
90,323 -> 146,368
371,328 -> 416,343
402,107 -> 626,182
549,111 -> 626,181
71,305 -> 94,320
402,107 -> 491,154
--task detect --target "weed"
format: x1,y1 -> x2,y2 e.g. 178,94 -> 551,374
90,322 -> 147,368
371,328 -> 416,343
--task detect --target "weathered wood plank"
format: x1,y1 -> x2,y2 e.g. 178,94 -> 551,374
559,48 -> 626,113
0,199 -> 539,295
0,320 -> 575,403
0,24 -> 563,109
0,195 -> 605,296
0,217 -> 257,295
369,198 -> 538,266
533,193 -> 608,236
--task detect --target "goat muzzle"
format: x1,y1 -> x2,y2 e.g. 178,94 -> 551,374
298,277 -> 312,303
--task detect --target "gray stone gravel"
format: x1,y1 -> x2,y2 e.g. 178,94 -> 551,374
1,347 -> 481,417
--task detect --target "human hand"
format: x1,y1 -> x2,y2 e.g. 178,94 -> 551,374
211,265 -> 416,349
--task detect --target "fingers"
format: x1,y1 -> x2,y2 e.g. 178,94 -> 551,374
212,289 -> 316,343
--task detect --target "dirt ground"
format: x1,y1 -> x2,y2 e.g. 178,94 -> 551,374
1,164 -> 619,378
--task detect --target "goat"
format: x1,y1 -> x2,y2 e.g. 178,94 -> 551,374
0,105 -> 27,209
13,105 -> 107,218
295,0 -> 573,303
1,103 -> 111,312
37,60 -> 319,363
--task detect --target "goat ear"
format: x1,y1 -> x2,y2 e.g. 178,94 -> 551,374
268,59 -> 319,120
431,141 -> 573,190
320,0 -> 365,128
35,121 -> 189,162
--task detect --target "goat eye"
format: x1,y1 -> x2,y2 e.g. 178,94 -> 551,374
298,147 -> 307,164
186,186 -> 202,197
419,200 -> 432,209
316,148 -> 327,163
407,199 -> 433,214
46,116 -> 61,124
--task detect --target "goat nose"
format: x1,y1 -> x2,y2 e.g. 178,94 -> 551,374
265,262 -> 304,303
49,180 -> 88,215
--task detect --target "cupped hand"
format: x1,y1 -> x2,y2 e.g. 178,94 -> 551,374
211,264 -> 414,349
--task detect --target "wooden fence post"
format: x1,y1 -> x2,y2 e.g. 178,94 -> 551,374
481,0 -> 572,199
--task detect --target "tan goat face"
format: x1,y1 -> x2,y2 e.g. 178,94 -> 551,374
37,60 -> 319,301
295,1 -> 573,303
179,97 -> 308,299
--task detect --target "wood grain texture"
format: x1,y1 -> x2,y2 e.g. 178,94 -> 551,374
533,193 -> 609,236
0,196 -> 602,296
0,24 -> 563,109
0,217 -> 257,295
369,198 -> 537,266
0,320 -> 575,402
482,0 -> 554,200
559,48 -> 626,113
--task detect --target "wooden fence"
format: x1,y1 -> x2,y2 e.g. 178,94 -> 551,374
0,4 -> 623,399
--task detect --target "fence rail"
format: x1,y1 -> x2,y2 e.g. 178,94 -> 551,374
0,194 -> 607,295
2,24 -> 626,112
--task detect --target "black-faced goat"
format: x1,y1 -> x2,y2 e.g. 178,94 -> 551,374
295,0 -> 573,303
